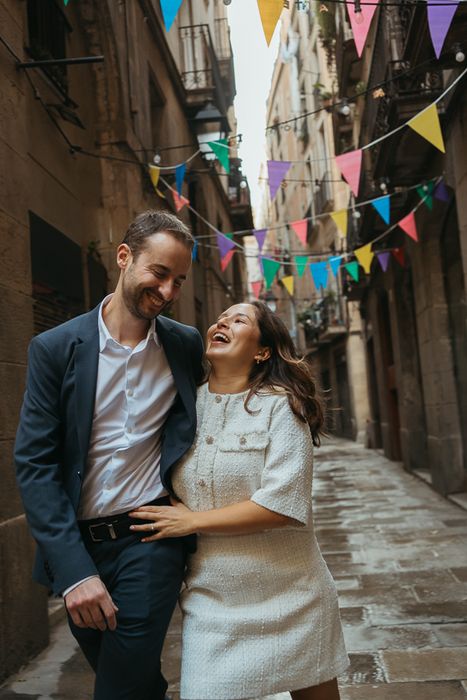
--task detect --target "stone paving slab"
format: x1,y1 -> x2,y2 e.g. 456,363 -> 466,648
381,647 -> 467,682
340,680 -> 467,699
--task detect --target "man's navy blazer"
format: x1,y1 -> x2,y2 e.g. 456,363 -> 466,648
14,305 -> 204,595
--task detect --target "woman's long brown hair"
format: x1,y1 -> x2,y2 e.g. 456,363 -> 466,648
245,301 -> 324,446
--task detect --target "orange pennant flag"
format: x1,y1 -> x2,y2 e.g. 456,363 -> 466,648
408,104 -> 445,153
290,219 -> 308,247
257,0 -> 283,45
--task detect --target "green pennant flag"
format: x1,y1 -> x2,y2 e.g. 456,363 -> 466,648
262,258 -> 281,290
294,255 -> 309,278
416,181 -> 435,210
345,261 -> 359,282
207,139 -> 230,173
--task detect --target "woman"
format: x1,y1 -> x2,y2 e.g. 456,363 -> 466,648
130,302 -> 349,700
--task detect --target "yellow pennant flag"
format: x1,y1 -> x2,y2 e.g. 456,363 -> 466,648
281,275 -> 294,296
331,209 -> 348,237
257,0 -> 283,45
149,165 -> 166,198
354,243 -> 374,274
408,103 -> 445,153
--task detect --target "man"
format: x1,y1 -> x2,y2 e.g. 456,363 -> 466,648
15,210 -> 204,700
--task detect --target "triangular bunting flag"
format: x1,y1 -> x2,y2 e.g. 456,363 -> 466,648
435,179 -> 450,203
335,149 -> 363,197
262,257 -> 281,290
427,0 -> 459,59
251,280 -> 263,299
175,163 -> 186,195
64,0 -> 70,5
290,219 -> 308,247
376,251 -> 391,272
192,240 -> 198,262
295,255 -> 309,278
258,256 -> 264,275
221,249 -> 235,272
345,0 -> 379,57
331,209 -> 348,237
172,191 -> 189,212
257,0 -> 283,46
371,195 -> 391,225
416,182 -> 435,211
160,0 -> 184,31
355,243 -> 374,274
328,256 -> 342,277
267,160 -> 291,200
281,275 -> 294,296
392,247 -> 405,267
216,233 -> 235,259
149,165 -> 161,190
254,229 -> 267,252
207,139 -> 230,173
408,104 -> 445,153
310,262 -> 328,291
345,261 -> 360,282
398,211 -> 418,242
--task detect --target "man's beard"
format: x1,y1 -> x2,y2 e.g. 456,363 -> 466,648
122,279 -> 169,321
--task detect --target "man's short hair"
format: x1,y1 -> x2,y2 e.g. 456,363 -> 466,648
122,210 -> 194,257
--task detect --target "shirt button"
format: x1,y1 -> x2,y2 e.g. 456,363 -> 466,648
206,436 -> 214,445
239,436 -> 247,445
127,426 -> 133,433
215,395 -> 222,403
127,389 -> 134,397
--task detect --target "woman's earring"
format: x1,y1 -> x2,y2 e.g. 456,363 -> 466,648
256,358 -> 261,364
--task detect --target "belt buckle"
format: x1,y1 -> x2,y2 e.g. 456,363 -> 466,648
89,522 -> 117,542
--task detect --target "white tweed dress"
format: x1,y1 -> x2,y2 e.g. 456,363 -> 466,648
171,384 -> 349,700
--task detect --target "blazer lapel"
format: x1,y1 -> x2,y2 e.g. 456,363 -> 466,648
74,308 -> 100,461
157,317 -> 195,417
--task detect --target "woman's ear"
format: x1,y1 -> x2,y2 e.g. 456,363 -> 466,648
256,347 -> 271,362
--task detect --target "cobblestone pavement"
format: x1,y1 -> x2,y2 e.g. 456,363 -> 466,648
1,438 -> 467,699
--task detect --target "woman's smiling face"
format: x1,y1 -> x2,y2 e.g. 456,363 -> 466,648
206,303 -> 265,370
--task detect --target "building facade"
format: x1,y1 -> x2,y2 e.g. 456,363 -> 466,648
0,0 -> 250,678
259,2 -> 370,440
332,2 -> 467,495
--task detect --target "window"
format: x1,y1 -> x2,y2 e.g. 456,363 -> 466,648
27,0 -> 71,94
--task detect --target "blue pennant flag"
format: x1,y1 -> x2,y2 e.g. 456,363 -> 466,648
371,195 -> 390,225
192,240 -> 198,261
310,262 -> 328,291
175,163 -> 186,195
160,0 -> 183,31
328,256 -> 342,277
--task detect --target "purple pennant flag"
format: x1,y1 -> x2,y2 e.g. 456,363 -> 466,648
309,262 -> 328,291
254,229 -> 267,252
434,179 -> 450,203
267,160 -> 291,200
376,251 -> 391,272
216,233 -> 235,259
427,0 -> 459,59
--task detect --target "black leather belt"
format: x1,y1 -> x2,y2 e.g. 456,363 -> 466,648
79,496 -> 170,543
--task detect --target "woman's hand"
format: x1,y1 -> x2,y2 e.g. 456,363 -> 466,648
129,497 -> 197,541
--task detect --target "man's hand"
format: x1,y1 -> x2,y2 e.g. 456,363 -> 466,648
65,578 -> 118,631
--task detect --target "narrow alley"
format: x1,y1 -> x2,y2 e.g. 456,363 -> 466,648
1,438 -> 467,700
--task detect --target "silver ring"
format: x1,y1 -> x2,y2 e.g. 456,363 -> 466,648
152,524 -> 156,531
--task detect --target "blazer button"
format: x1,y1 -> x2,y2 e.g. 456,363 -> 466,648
206,436 -> 214,445
215,395 -> 222,403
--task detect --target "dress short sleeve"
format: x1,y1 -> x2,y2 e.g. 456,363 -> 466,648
250,396 -> 313,526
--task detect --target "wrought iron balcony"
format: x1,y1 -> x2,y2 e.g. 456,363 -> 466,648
179,23 -> 235,114
300,293 -> 347,349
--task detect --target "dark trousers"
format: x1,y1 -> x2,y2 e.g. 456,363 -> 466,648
68,534 -> 185,700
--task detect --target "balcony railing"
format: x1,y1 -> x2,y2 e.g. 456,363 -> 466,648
179,23 -> 235,112
300,293 -> 347,347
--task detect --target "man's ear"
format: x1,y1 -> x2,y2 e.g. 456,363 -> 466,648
117,244 -> 132,270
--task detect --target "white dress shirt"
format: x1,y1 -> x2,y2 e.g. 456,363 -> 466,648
77,295 -> 177,520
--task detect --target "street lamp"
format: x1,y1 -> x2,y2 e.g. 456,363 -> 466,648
191,102 -> 230,160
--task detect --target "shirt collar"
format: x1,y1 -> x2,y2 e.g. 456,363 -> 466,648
98,294 -> 161,352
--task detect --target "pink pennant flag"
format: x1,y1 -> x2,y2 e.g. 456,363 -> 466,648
427,0 -> 459,59
290,219 -> 308,247
251,280 -> 263,299
335,149 -> 363,197
254,229 -> 267,252
267,160 -> 291,200
345,0 -> 380,57
221,249 -> 235,272
172,190 -> 189,212
398,211 -> 418,242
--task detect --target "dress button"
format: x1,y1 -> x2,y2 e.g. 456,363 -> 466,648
199,479 -> 206,487
206,436 -> 214,445
239,436 -> 247,445
215,395 -> 222,403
